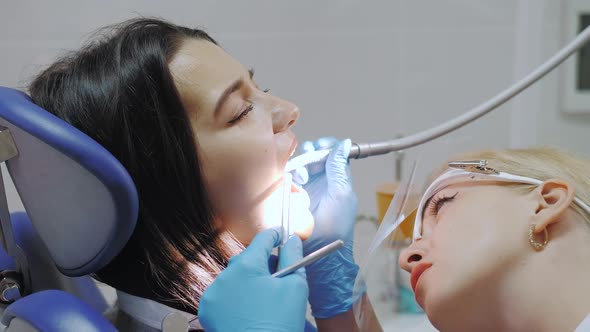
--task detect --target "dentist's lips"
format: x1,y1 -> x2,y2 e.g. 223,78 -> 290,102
410,262 -> 432,294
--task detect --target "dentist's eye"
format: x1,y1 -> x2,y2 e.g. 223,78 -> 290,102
427,192 -> 458,217
229,103 -> 254,124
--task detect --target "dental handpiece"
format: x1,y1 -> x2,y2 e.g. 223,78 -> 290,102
286,24 -> 590,172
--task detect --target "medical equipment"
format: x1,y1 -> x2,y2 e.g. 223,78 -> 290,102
277,173 -> 292,268
272,239 -> 344,278
286,24 -> 590,172
0,87 -> 135,330
412,160 -> 590,242
280,173 -> 292,248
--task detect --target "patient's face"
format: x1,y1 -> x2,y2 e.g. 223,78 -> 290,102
399,182 -> 534,329
169,39 -> 303,244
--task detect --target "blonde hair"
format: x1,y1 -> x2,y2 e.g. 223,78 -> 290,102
439,147 -> 590,226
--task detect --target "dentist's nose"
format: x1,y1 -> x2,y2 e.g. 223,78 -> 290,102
398,240 -> 427,273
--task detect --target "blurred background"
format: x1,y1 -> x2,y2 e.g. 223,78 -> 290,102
1,1 -> 588,330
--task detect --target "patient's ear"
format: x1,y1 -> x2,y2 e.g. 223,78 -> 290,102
530,179 -> 575,232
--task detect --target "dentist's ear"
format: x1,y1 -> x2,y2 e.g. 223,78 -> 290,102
530,179 -> 575,233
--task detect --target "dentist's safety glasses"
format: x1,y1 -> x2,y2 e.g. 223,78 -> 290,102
412,160 -> 590,241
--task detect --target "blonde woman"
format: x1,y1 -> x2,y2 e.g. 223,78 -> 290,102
399,148 -> 590,332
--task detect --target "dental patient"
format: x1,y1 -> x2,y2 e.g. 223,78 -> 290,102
28,17 -> 373,331
399,147 -> 590,332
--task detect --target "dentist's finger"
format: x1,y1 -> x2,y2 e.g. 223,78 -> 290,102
279,235 -> 306,279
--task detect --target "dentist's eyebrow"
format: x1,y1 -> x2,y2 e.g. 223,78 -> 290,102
214,69 -> 255,117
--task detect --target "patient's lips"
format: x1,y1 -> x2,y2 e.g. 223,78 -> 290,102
411,262 -> 432,294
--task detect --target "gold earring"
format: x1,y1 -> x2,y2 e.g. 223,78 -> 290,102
528,223 -> 549,251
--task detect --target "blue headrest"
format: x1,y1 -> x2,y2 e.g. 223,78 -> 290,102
0,87 -> 138,276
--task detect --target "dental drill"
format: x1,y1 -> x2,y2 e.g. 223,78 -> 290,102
286,24 -> 590,172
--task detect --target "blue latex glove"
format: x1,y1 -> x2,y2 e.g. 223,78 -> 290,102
293,138 -> 361,319
199,229 -> 308,332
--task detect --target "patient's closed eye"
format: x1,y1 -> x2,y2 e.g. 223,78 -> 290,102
427,192 -> 458,217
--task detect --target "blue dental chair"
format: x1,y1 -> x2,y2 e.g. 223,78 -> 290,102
0,86 -> 139,331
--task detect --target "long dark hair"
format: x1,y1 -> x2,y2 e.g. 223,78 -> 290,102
29,18 -> 242,312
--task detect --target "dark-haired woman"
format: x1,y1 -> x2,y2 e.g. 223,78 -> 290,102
30,18 -> 378,331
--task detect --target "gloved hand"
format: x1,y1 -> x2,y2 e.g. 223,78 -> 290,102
199,229 -> 308,332
292,138 -> 361,319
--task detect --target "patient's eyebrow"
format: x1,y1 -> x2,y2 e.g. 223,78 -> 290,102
213,69 -> 255,117
214,80 -> 243,117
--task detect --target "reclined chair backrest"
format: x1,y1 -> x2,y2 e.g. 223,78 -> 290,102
0,86 -> 138,278
0,86 -> 140,331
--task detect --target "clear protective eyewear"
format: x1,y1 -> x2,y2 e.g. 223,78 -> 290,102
412,160 -> 590,242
